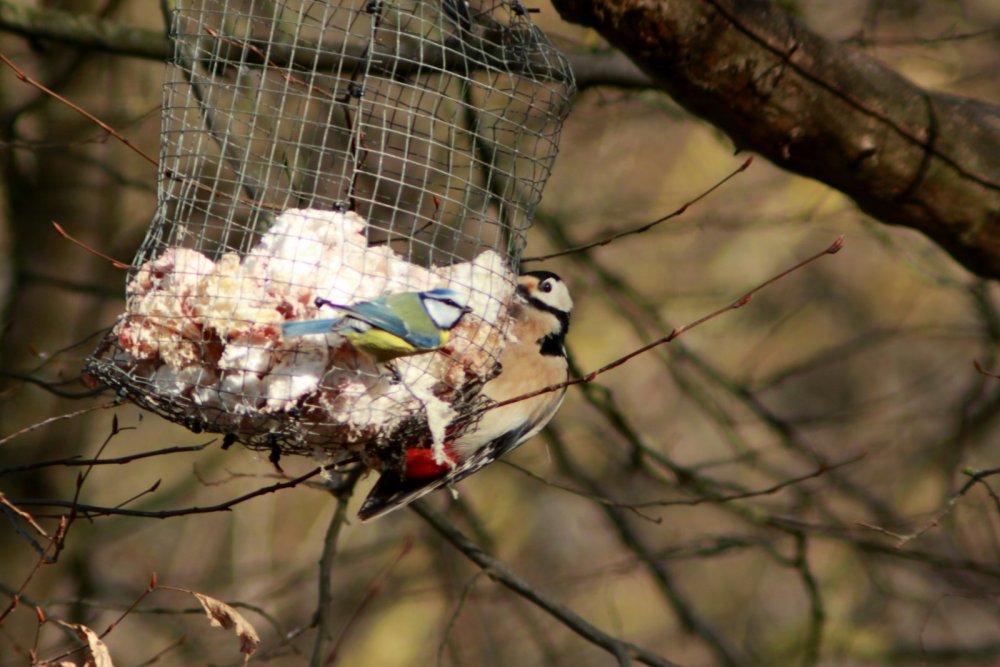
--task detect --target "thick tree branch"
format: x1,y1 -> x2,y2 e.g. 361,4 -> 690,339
551,0 -> 1000,278
0,1 -> 169,59
0,2 -> 653,91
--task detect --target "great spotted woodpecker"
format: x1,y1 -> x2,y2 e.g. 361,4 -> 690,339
358,271 -> 572,520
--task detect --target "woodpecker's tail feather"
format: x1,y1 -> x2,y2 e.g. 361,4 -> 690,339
358,431 -> 523,520
357,472 -> 448,521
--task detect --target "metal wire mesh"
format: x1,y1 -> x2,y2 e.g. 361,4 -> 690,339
86,0 -> 574,463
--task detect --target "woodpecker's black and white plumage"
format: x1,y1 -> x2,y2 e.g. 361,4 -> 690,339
441,0 -> 473,33
358,271 -> 572,520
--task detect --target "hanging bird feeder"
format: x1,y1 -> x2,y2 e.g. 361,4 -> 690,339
86,0 -> 575,468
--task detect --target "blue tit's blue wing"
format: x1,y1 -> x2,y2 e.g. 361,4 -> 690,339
282,318 -> 344,338
339,299 -> 441,350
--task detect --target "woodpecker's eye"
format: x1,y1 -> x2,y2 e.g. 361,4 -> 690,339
539,280 -> 553,293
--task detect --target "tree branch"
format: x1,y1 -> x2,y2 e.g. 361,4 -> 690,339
411,500 -> 684,667
0,1 -> 169,59
5,1 -> 996,276
550,0 -> 1000,278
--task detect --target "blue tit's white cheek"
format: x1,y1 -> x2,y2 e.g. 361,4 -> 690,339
424,298 -> 468,329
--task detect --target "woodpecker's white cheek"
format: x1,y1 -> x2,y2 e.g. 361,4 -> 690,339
538,284 -> 573,314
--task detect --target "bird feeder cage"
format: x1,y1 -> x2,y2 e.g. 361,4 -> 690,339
86,0 -> 574,467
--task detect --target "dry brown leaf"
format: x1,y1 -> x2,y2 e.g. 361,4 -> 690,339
54,620 -> 113,667
192,592 -> 260,663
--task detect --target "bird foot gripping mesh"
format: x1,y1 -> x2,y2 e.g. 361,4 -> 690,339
85,0 -> 574,467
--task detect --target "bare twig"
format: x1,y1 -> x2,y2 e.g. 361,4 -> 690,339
792,535 -> 824,667
134,634 -> 188,667
436,573 -> 483,667
411,500 -> 684,667
507,454 -> 862,513
0,50 -> 283,213
973,359 -> 1000,379
0,516 -> 67,624
767,516 -> 1000,580
0,493 -> 47,537
325,537 -> 413,665
546,428 -> 740,666
858,466 -> 1000,548
488,236 -> 844,415
523,157 -> 753,262
0,52 -> 157,165
1,442 -> 210,476
842,26 -> 1000,47
0,402 -> 116,448
310,469 -> 362,667
0,370 -> 104,399
52,221 -> 131,269
632,454 -> 864,508
503,461 -> 662,523
13,466 -> 329,519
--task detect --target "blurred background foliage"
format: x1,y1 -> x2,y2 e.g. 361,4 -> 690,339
1,1 -> 999,665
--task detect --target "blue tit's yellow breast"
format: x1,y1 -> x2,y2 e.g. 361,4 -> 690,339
342,330 -> 417,362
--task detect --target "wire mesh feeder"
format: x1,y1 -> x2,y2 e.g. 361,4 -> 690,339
85,0 -> 575,468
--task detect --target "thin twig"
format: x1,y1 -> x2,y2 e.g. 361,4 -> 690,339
310,469 -> 362,667
134,634 -> 188,667
114,480 -> 162,510
973,360 -> 1000,379
632,455 -> 863,508
0,49 -> 282,212
546,428 -> 740,666
487,236 -> 844,415
0,517 -> 67,624
0,52 -> 157,165
842,26 -> 1000,47
13,466 -> 329,519
325,537 -> 413,665
507,454 -> 862,511
411,501 -> 684,667
42,572 -> 163,666
0,370 -> 105,399
523,157 -> 753,262
793,535 -> 824,667
1,442 -> 210,476
436,573 -> 483,667
857,466 -> 1000,548
0,402 -> 117,448
52,221 -> 131,269
0,493 -> 48,538
768,516 -> 1000,580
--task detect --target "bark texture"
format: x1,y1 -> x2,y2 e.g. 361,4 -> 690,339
553,0 -> 1000,278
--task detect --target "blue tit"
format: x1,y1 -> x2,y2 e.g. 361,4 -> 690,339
282,288 -> 471,363
358,271 -> 573,520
